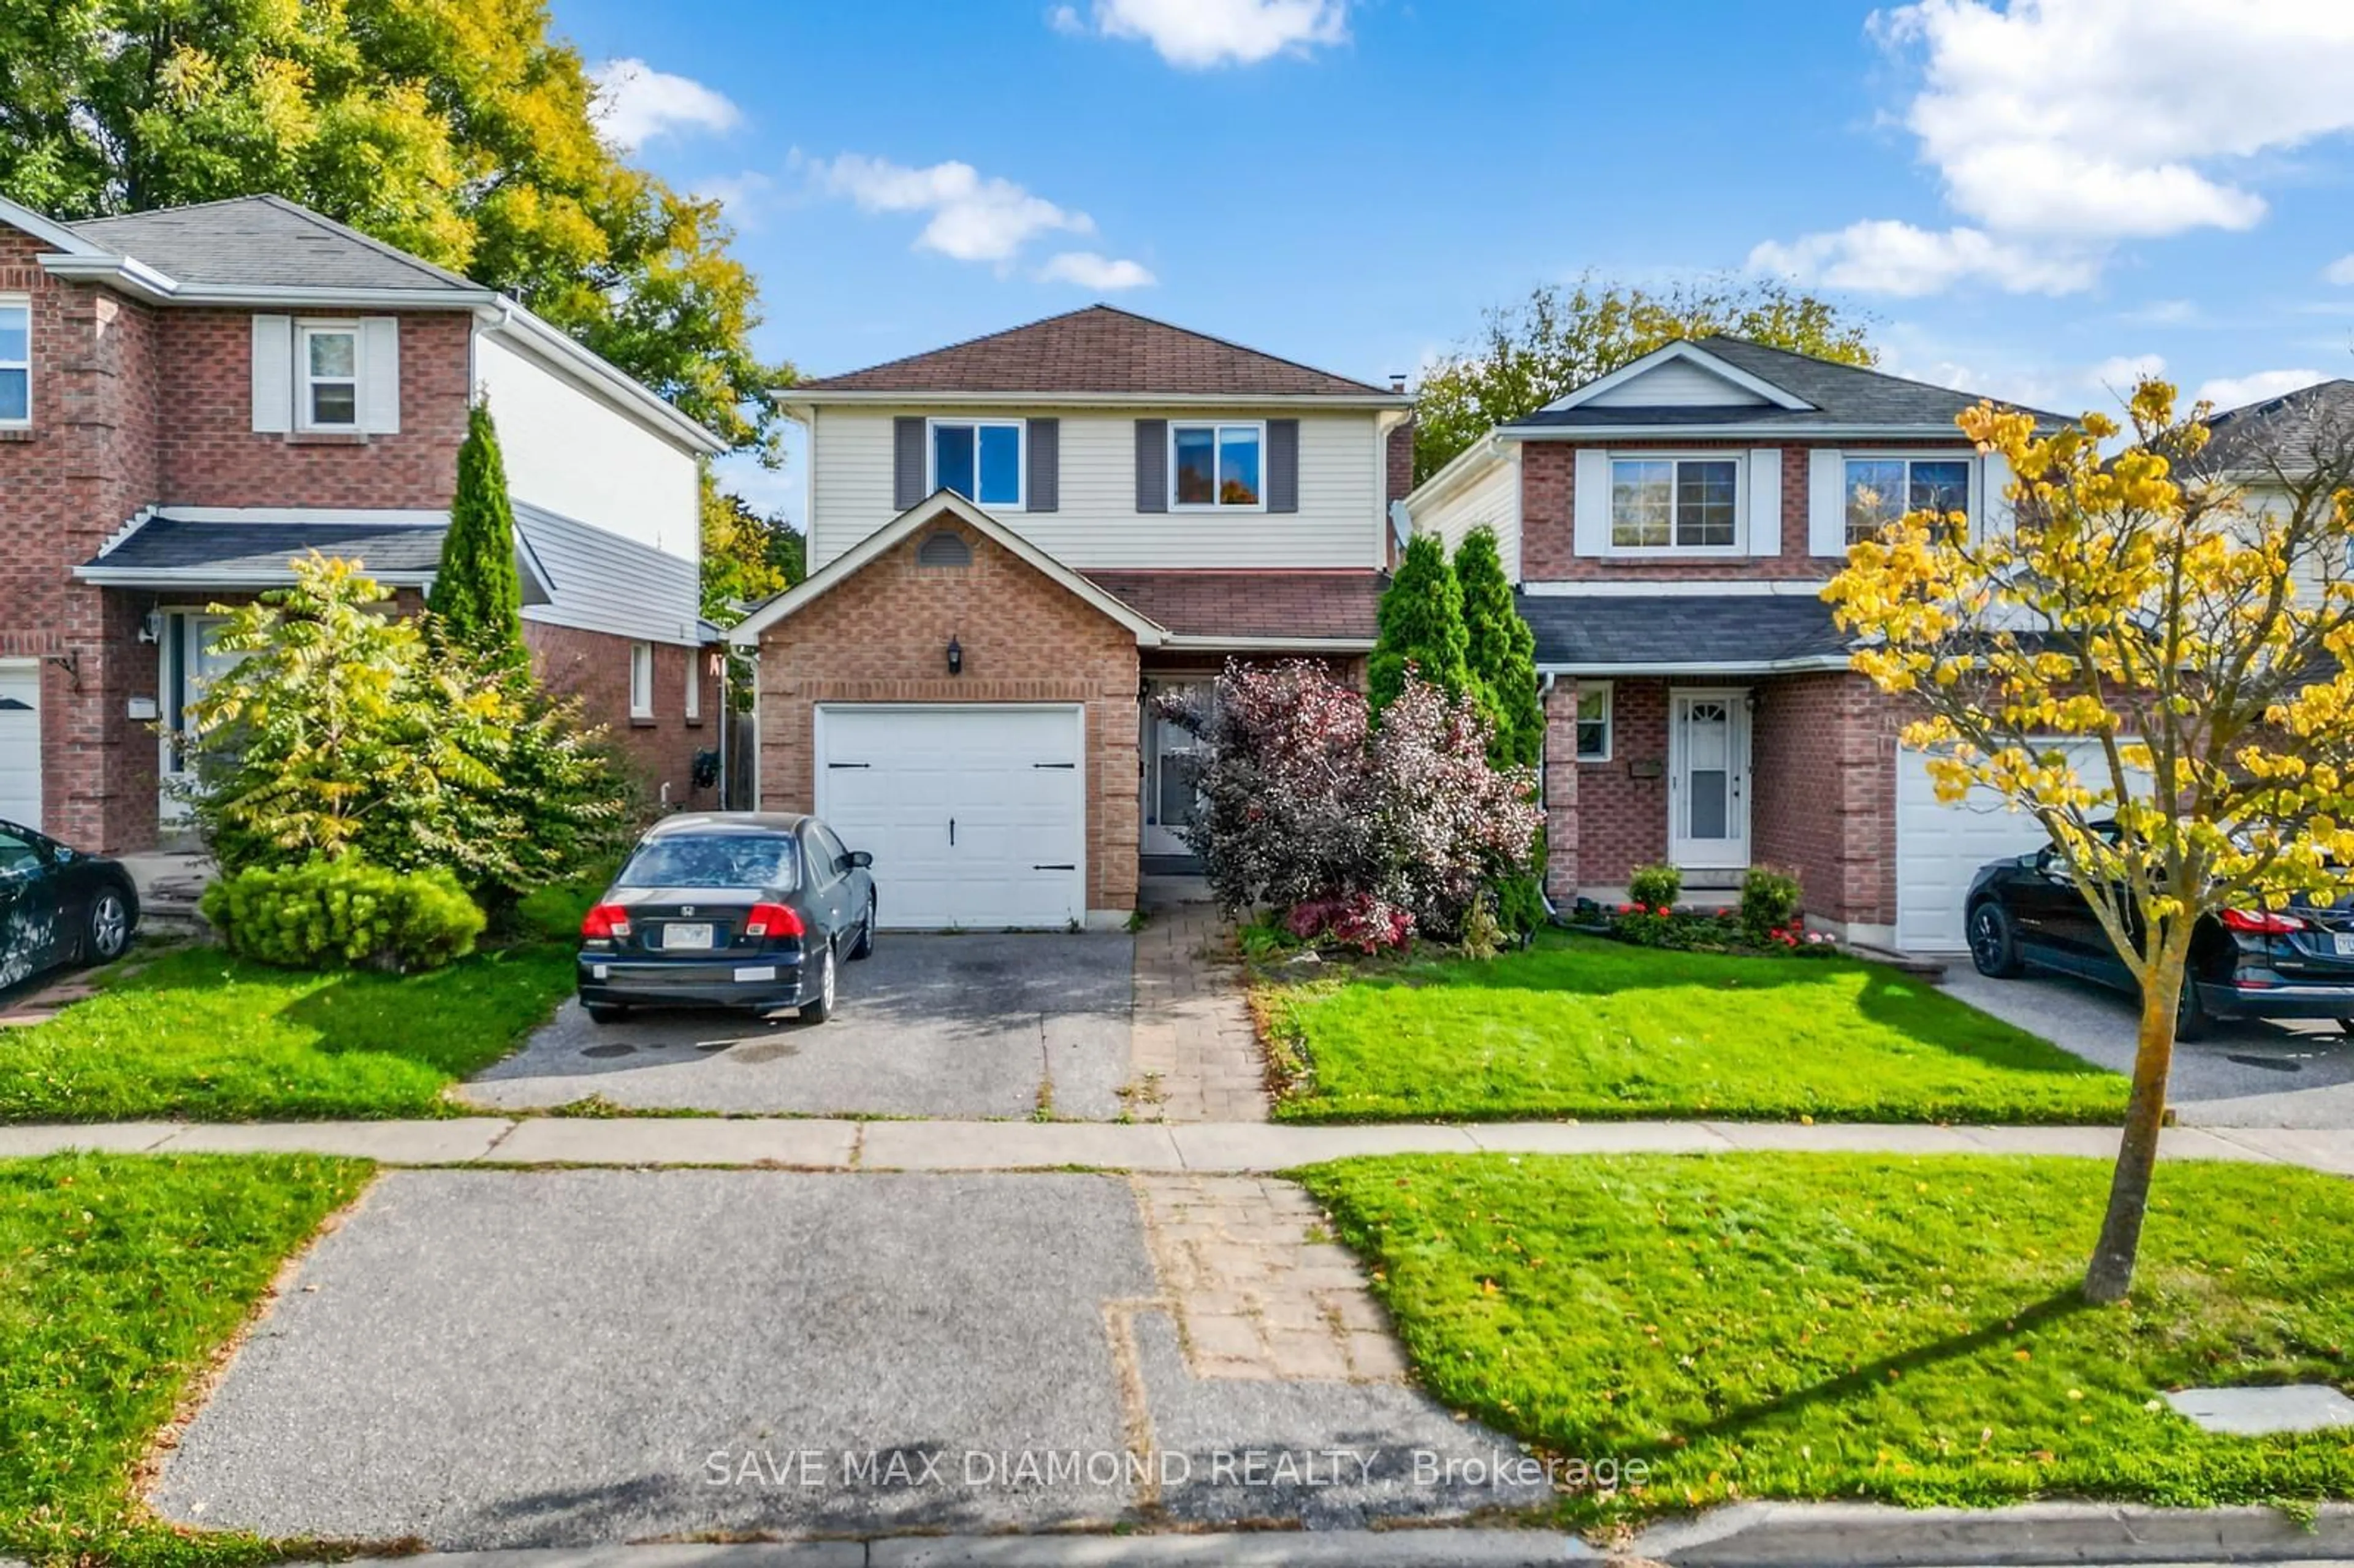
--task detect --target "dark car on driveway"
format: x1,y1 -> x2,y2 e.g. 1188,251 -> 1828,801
1965,839 -> 2354,1039
576,812 -> 876,1024
0,818 -> 139,991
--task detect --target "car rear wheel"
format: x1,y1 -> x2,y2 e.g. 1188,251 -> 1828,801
799,943 -> 836,1025
1967,901 -> 2022,978
584,1002 -> 628,1025
84,889 -> 131,964
2173,973 -> 2211,1043
847,893 -> 875,961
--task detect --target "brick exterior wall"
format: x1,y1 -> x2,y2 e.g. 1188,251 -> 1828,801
754,515 -> 1143,917
1517,438 -> 1979,583
527,620 -> 719,812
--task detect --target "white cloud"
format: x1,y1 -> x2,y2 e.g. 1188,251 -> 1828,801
1747,221 -> 2098,297
1057,0 -> 1348,67
2326,253 -> 2354,285
587,59 -> 741,152
1039,251 -> 1157,290
691,172 -> 775,227
2195,367 -> 2328,409
817,154 -> 1093,264
2087,352 -> 2167,390
1754,0 -> 2354,295
2120,298 -> 2200,325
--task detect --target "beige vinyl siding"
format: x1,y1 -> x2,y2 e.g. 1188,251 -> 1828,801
1408,446 -> 1523,583
807,405 -> 1384,570
1583,359 -> 1770,408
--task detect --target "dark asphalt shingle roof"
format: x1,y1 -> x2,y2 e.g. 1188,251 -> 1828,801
85,517 -> 446,578
68,195 -> 483,294
1507,335 -> 2066,433
2200,378 -> 2354,472
795,305 -> 1400,398
1515,592 -> 1852,669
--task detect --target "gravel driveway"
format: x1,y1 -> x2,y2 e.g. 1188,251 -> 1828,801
463,932 -> 1135,1119
150,1170 -> 1541,1546
1941,967 -> 2354,1127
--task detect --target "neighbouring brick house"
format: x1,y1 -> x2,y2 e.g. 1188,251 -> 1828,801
0,193 -> 729,853
1407,337 -> 2066,952
729,305 -> 1412,930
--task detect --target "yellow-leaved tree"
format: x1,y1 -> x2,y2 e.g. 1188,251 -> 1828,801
1826,380 -> 2354,1302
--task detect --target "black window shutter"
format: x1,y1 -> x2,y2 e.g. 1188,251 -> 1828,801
893,416 -> 925,510
1027,418 -> 1059,512
1266,419 -> 1300,513
1135,419 -> 1168,512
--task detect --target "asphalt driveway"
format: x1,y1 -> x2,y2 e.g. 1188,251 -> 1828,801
1941,967 -> 2354,1127
463,932 -> 1135,1119
150,1170 -> 1541,1546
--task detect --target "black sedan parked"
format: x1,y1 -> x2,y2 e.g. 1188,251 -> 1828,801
1965,842 -> 2354,1038
576,812 -> 876,1024
0,818 -> 139,990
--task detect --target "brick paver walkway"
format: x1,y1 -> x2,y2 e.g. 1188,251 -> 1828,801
1126,902 -> 1270,1124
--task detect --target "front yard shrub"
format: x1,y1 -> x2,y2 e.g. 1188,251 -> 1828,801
202,858 -> 486,972
1628,862 -> 1682,908
1739,864 -> 1805,943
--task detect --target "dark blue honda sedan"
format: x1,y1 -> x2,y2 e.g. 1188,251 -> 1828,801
576,812 -> 876,1025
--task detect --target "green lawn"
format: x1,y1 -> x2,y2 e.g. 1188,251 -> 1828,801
1297,1152 -> 2354,1526
0,943 -> 574,1122
1263,934 -> 2124,1123
1,1152 -> 371,1568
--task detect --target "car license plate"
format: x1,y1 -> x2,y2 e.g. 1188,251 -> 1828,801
663,923 -> 714,951
734,965 -> 778,983
2333,934 -> 2354,957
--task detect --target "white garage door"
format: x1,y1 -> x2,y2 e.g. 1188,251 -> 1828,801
0,662 -> 39,832
814,704 -> 1086,931
1895,740 -> 2139,953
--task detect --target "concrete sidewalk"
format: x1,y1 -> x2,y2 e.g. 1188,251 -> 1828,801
1,1114 -> 2347,1174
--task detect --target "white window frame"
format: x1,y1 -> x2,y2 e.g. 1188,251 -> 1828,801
926,416 -> 1026,511
629,641 -> 654,720
1841,452 -> 1977,547
1168,420 -> 1269,512
0,294 -> 28,428
1574,682 -> 1613,762
685,650 -> 702,722
1606,453 -> 1745,557
296,319 -> 362,432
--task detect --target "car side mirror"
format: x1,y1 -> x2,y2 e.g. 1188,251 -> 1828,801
843,850 -> 873,870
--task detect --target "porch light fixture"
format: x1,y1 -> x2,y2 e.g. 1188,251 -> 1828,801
946,636 -> 963,677
139,609 -> 162,644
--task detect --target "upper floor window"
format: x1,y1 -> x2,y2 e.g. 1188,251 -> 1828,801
0,297 -> 28,425
1610,457 -> 1737,550
299,322 -> 360,430
1172,422 -> 1263,509
1845,457 -> 1970,545
931,418 -> 1023,508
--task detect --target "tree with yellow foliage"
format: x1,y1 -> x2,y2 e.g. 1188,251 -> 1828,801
1826,381 -> 2354,1302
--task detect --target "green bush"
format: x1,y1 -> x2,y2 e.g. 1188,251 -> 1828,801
1628,862 -> 1682,910
1740,864 -> 1805,944
201,859 -> 486,972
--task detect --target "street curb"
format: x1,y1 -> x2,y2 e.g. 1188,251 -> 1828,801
220,1536 -> 1591,1568
1625,1499 -> 2354,1565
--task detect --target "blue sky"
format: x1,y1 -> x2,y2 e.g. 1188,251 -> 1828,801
549,0 -> 2354,523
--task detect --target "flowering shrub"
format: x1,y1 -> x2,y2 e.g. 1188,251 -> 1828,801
1628,863 -> 1682,910
1596,898 -> 1838,958
1289,892 -> 1417,954
1738,866 -> 1804,945
1161,660 -> 1540,943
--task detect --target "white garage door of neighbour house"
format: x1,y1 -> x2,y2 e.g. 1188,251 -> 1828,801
0,661 -> 39,832
1895,740 -> 2145,953
813,704 -> 1086,931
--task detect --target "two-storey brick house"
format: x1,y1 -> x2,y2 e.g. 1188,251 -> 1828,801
729,305 -> 1413,930
0,193 -> 728,853
1407,337 -> 2065,952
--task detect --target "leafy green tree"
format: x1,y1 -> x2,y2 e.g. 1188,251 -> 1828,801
186,554 -> 623,904
1369,533 -> 1470,714
698,470 -> 793,622
1452,526 -> 1539,769
1412,276 -> 1876,482
430,400 -> 525,662
0,0 -> 791,457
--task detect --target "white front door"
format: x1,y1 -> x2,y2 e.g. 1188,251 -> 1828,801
813,704 -> 1086,931
1141,680 -> 1208,858
0,661 -> 39,831
1668,689 -> 1750,870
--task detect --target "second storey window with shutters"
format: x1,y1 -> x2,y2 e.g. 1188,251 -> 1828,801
1171,422 -> 1263,509
1610,457 -> 1739,550
930,418 -> 1024,508
299,322 -> 360,429
1843,457 -> 1971,545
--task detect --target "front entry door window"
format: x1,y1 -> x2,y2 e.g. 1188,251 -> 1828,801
1142,681 -> 1209,858
161,612 -> 243,816
1669,690 -> 1750,869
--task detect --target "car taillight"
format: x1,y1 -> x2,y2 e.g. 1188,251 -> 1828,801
744,902 -> 804,939
2222,907 -> 2306,934
582,903 -> 633,940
